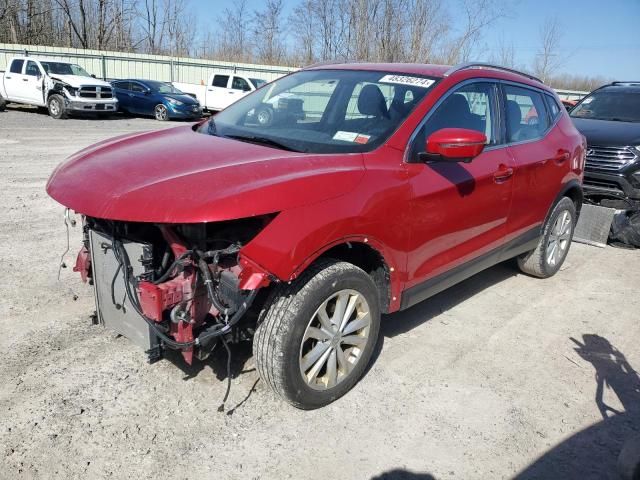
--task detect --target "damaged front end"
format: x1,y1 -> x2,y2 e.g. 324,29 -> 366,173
75,215 -> 274,364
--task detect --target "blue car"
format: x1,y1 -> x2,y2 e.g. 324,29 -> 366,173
110,79 -> 202,121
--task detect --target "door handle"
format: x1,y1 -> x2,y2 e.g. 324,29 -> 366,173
228,91 -> 235,94
493,164 -> 514,183
5,76 -> 11,79
22,78 -> 29,81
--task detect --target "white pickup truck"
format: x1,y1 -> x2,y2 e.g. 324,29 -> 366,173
173,73 -> 266,112
0,56 -> 118,118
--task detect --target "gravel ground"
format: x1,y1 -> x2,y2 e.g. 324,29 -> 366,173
1,107 -> 639,480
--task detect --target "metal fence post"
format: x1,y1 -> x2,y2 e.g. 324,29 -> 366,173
101,55 -> 107,80
170,59 -> 175,83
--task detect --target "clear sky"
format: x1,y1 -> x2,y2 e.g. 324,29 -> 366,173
192,0 -> 640,79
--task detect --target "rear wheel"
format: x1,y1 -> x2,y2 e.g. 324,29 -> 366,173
154,104 -> 169,121
254,259 -> 381,409
518,197 -> 576,278
47,94 -> 66,119
0,94 -> 6,111
255,106 -> 273,126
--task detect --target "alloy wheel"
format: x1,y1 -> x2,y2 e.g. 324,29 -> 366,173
299,289 -> 372,391
546,209 -> 573,267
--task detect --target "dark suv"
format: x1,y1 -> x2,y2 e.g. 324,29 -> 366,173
570,82 -> 640,207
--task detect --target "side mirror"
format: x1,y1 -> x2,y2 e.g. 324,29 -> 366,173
420,128 -> 487,163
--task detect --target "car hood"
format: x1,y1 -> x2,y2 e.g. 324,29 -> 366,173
46,126 -> 365,223
571,117 -> 640,147
49,74 -> 112,88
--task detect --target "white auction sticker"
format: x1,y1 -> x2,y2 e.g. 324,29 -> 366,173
379,75 -> 435,88
333,131 -> 359,142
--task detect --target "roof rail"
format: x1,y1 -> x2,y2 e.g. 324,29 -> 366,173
445,62 -> 543,84
611,81 -> 640,86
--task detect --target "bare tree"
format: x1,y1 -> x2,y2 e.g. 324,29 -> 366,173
532,17 -> 563,83
252,0 -> 286,65
490,35 -> 516,68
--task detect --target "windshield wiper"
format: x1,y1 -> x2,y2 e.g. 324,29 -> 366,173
224,134 -> 302,152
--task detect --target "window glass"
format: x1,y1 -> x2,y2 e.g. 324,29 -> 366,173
410,82 -> 496,161
197,69 -> 435,154
504,85 -> 550,143
130,82 -> 146,93
25,61 -> 40,77
570,90 -> 640,123
232,76 -> 251,91
249,78 -> 266,89
545,93 -> 561,119
9,59 -> 24,74
212,75 -> 229,88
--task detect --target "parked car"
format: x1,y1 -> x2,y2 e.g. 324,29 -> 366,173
47,62 -> 584,409
0,56 -> 118,118
110,79 -> 202,121
570,81 -> 640,209
174,73 -> 266,112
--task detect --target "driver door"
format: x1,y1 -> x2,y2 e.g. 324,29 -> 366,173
403,81 -> 515,304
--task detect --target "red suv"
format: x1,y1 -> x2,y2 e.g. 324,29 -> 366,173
47,62 -> 585,409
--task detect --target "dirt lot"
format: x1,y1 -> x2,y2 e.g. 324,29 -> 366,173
1,107 -> 639,480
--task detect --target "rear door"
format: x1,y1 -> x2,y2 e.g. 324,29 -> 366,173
129,81 -> 153,114
4,59 -> 26,101
502,83 -> 569,240
206,74 -> 230,110
404,80 -> 515,302
22,60 -> 45,105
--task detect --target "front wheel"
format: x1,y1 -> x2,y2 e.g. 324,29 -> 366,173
254,259 -> 381,409
47,94 -> 66,119
154,104 -> 169,121
0,94 -> 6,111
518,197 -> 577,278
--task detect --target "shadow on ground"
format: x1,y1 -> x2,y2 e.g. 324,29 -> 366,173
371,470 -> 436,480
514,334 -> 640,480
381,261 -> 518,338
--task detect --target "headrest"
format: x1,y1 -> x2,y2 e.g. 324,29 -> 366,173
358,84 -> 388,118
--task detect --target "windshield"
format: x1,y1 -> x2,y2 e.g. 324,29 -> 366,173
250,78 -> 267,89
40,62 -> 92,77
145,80 -> 184,94
570,90 -> 640,122
197,69 -> 437,153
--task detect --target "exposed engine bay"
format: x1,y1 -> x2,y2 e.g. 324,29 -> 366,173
73,215 -> 275,366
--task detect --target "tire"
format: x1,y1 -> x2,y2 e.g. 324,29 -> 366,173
154,104 -> 169,121
47,94 -> 66,119
517,197 -> 577,278
0,94 -> 6,112
254,259 -> 381,409
255,106 -> 273,126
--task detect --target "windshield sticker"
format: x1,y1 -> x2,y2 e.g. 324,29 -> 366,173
333,131 -> 359,142
582,97 -> 593,104
354,134 -> 370,144
379,75 -> 435,88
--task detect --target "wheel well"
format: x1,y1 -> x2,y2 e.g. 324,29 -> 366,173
318,242 -> 391,314
563,185 -> 584,215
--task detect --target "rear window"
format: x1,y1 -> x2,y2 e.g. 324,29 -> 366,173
9,59 -> 24,74
212,75 -> 229,88
570,90 -> 640,123
545,93 -> 562,119
504,85 -> 550,143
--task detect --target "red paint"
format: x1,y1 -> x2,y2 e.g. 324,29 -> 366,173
48,64 -> 583,315
72,246 -> 91,283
